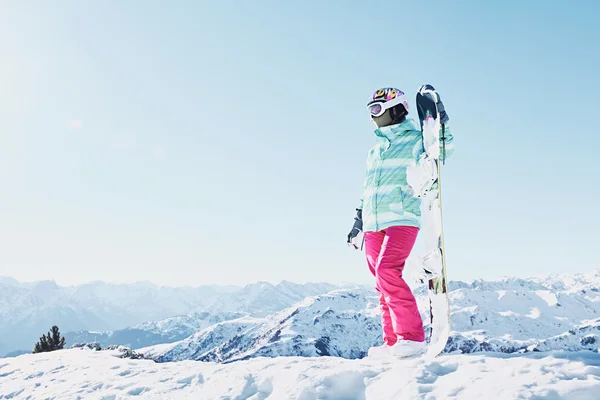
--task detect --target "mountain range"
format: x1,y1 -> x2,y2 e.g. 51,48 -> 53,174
2,269 -> 600,361
0,277 -> 341,356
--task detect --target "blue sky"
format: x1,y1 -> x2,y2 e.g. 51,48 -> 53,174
1,0 -> 598,286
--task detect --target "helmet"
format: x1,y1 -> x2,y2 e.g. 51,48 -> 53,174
367,87 -> 409,118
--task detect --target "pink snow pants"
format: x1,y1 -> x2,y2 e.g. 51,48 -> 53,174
364,226 -> 425,344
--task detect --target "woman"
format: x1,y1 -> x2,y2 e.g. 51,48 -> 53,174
347,86 -> 454,358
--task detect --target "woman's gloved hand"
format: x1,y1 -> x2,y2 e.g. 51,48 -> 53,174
347,209 -> 363,250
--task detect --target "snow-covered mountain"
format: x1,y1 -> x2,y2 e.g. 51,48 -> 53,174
0,278 -> 344,356
132,311 -> 245,337
204,281 -> 341,316
153,288 -> 381,363
0,279 -> 233,356
434,278 -> 600,349
4,269 -> 600,360
526,318 -> 600,353
60,282 -> 346,354
64,312 -> 244,351
149,317 -> 264,362
418,271 -> 600,354
141,269 -> 600,363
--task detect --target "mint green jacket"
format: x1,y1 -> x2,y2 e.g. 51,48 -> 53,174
358,118 -> 454,232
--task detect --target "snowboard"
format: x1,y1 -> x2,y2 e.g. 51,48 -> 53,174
415,84 -> 450,358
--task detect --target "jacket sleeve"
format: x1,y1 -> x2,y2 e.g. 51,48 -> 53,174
357,152 -> 370,210
357,173 -> 366,211
440,123 -> 454,163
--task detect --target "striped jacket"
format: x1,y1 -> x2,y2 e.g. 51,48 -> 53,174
358,118 -> 454,232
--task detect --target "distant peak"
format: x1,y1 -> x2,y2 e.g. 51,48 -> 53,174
0,276 -> 20,286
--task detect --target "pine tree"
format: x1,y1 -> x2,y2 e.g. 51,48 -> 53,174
50,325 -> 66,350
33,325 -> 66,353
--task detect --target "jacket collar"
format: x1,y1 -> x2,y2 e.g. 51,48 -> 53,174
374,118 -> 419,142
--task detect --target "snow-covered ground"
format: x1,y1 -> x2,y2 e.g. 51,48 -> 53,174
1,348 -> 599,399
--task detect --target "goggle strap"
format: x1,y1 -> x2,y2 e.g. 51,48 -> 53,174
368,96 -> 405,116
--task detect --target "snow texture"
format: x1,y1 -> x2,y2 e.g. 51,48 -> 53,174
1,347 -> 599,399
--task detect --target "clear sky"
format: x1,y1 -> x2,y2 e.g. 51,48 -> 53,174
1,0 -> 599,287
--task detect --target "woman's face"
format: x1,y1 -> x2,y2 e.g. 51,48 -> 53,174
372,109 -> 394,128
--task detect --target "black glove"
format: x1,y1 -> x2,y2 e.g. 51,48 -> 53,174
347,209 -> 363,249
418,84 -> 449,124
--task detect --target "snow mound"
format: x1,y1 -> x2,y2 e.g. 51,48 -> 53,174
1,348 -> 600,399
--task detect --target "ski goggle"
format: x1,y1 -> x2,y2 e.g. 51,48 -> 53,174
367,95 -> 406,118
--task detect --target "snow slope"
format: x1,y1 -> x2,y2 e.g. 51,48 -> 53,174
1,348 -> 599,399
